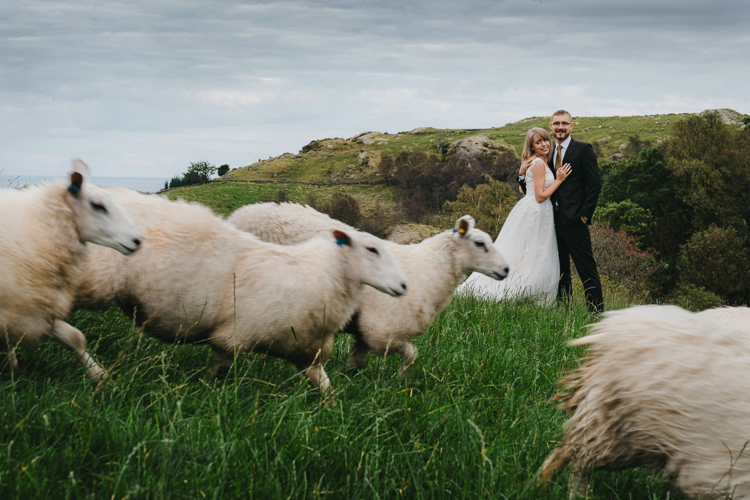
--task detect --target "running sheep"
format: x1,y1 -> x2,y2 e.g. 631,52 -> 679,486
540,305 -> 750,499
227,202 -> 509,373
0,160 -> 141,377
75,189 -> 407,396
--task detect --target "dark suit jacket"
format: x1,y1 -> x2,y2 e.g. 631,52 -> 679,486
548,138 -> 602,225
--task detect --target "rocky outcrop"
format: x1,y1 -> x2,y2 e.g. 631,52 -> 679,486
450,134 -> 510,162
349,131 -> 382,145
385,224 -> 442,245
703,108 -> 745,126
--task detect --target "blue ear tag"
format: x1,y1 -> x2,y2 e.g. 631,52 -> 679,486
336,237 -> 348,247
452,228 -> 457,233
68,184 -> 80,194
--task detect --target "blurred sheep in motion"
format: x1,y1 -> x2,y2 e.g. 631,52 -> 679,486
540,305 -> 750,499
0,159 -> 141,377
228,202 -> 508,374
75,189 -> 406,398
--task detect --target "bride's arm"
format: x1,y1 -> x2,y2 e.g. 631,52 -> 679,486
534,160 -> 571,204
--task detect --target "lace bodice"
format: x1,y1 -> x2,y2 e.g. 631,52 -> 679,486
525,158 -> 554,196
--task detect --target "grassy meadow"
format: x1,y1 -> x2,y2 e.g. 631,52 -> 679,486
1,293 -> 684,499
6,110 -> 724,498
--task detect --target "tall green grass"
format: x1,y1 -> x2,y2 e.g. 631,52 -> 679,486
1,297 -> 683,499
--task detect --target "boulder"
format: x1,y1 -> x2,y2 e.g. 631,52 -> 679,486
449,134 -> 490,161
385,224 -> 442,245
349,131 -> 382,145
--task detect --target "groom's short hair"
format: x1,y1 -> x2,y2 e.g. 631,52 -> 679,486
551,109 -> 572,121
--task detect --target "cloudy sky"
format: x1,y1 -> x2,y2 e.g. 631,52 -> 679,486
2,0 -> 748,178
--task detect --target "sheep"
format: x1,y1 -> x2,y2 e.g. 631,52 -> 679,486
540,305 -> 750,499
227,202 -> 509,373
74,189 -> 407,396
0,159 -> 141,377
698,306 -> 750,331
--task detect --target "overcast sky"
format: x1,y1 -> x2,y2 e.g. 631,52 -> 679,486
2,0 -> 748,178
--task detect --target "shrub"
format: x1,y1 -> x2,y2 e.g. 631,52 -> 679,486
218,164 -> 230,176
442,175 -> 517,237
664,283 -> 723,312
318,192 -> 361,227
593,200 -> 651,237
301,140 -> 323,153
167,161 -> 217,189
386,149 -> 522,221
676,225 -> 750,304
589,224 -> 660,292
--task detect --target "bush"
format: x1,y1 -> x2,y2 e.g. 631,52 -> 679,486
442,175 -> 517,237
664,283 -> 723,311
218,164 -> 230,176
167,161 -> 217,189
589,224 -> 660,292
593,200 -> 651,237
301,140 -> 323,153
676,225 -> 750,304
386,149 -> 522,222
317,192 -> 361,227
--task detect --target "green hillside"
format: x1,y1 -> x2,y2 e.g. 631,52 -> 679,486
221,110 -> 742,183
164,109 -> 746,225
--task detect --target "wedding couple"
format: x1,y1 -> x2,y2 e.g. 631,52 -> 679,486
457,110 -> 604,314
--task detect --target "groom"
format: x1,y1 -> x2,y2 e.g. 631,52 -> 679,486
520,110 -> 604,314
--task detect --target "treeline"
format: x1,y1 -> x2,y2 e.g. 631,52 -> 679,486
380,111 -> 750,307
165,162 -> 229,190
379,148 -> 520,222
594,111 -> 750,306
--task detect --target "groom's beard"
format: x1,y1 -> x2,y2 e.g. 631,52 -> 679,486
553,129 -> 570,141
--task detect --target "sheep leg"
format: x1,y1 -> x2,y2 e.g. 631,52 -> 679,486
49,319 -> 103,379
538,445 -> 573,483
397,342 -> 418,376
294,359 -> 335,406
346,336 -> 370,371
568,462 -> 591,499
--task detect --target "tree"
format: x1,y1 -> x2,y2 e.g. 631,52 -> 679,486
662,111 -> 750,231
218,164 -> 230,176
677,226 -> 750,305
442,175 -> 517,238
185,161 -> 217,184
378,155 -> 394,187
166,161 -> 217,189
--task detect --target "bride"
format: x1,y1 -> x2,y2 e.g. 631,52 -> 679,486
456,127 -> 571,304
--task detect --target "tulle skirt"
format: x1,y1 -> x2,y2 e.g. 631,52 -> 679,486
456,195 -> 560,305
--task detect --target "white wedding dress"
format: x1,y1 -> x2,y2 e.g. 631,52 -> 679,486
456,158 -> 560,304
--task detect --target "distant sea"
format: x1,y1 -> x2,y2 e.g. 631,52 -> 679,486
0,175 -> 170,194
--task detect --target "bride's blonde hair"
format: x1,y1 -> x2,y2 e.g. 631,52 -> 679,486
522,127 -> 551,161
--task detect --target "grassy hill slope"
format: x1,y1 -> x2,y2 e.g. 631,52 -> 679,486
223,111 -> 728,183
165,109 -> 745,224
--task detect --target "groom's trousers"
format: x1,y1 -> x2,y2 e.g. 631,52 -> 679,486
554,214 -> 604,314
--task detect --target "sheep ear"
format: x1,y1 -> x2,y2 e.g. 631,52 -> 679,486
333,229 -> 352,247
455,215 -> 474,237
69,172 -> 83,196
69,158 -> 89,196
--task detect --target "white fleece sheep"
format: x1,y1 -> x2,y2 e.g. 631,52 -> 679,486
697,306 -> 750,331
227,202 -> 509,373
0,160 -> 141,377
75,189 -> 407,395
540,305 -> 750,499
